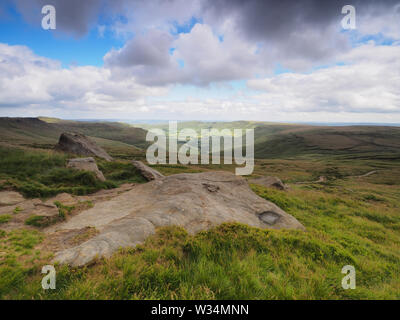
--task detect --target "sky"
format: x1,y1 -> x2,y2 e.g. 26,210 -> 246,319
0,0 -> 399,123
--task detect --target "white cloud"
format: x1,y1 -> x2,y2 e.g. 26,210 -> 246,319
357,3 -> 400,40
173,24 -> 260,85
0,43 -> 168,117
1,41 -> 400,122
247,43 -> 400,115
104,23 -> 262,86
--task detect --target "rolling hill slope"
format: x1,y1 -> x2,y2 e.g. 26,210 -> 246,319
254,125 -> 400,159
1,118 -> 399,160
135,120 -> 400,158
40,118 -> 148,149
0,118 -> 149,153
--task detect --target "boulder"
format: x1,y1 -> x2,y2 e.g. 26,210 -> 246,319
45,193 -> 78,206
0,191 -> 24,206
55,132 -> 113,161
53,171 -> 304,267
132,160 -> 164,181
31,203 -> 60,217
67,157 -> 106,181
249,176 -> 288,190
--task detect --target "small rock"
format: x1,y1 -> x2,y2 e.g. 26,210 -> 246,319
0,191 -> 24,206
32,206 -> 60,218
132,160 -> 164,181
67,157 -> 106,181
249,176 -> 288,190
46,193 -> 78,206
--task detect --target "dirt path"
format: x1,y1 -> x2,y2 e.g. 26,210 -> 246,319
294,170 -> 377,185
354,170 -> 377,178
295,176 -> 327,185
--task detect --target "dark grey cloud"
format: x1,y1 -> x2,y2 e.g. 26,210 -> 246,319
199,0 -> 400,69
9,0 -> 194,37
6,0 -> 400,39
105,30 -> 173,68
202,0 -> 400,41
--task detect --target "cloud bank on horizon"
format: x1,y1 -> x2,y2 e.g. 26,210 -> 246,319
0,0 -> 399,122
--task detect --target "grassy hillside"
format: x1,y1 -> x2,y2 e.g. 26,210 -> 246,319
40,118 -> 149,149
2,118 -> 399,160
254,125 -> 400,159
1,154 -> 399,299
0,117 -> 148,154
133,120 -> 400,159
0,119 -> 400,299
0,146 -> 145,198
0,118 -> 60,148
133,120 -> 264,133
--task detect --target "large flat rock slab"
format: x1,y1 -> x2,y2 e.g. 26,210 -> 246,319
53,171 -> 305,267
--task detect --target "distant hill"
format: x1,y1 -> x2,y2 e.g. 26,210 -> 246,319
0,117 -> 149,152
0,117 -> 60,148
1,118 -> 399,160
136,120 -> 400,159
254,124 -> 400,159
39,118 -> 148,149
134,120 -> 264,135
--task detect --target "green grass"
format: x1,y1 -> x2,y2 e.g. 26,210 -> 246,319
25,215 -> 58,228
1,138 -> 400,299
0,146 -> 145,198
1,219 -> 399,299
0,229 -> 45,297
13,207 -> 23,215
54,201 -> 75,220
0,215 -> 12,224
1,165 -> 400,299
98,161 -> 147,184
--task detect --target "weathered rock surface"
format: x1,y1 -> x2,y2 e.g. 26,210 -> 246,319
67,157 -> 106,181
45,193 -> 78,207
0,191 -> 25,206
249,176 -> 288,190
55,132 -> 113,161
1,184 -> 140,231
132,160 -> 164,181
53,171 -> 304,267
31,202 -> 60,218
0,194 -> 60,231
